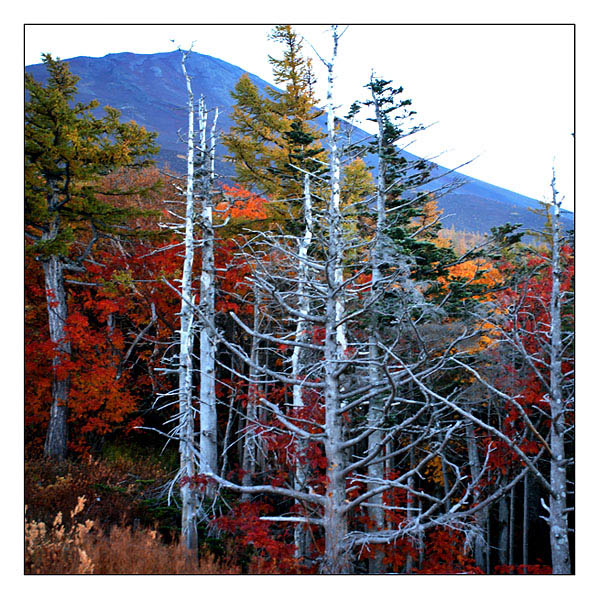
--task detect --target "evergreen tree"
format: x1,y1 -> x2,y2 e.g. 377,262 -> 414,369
222,25 -> 326,206
360,77 -> 456,288
25,54 -> 159,460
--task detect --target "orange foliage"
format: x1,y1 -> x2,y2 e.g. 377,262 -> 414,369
445,258 -> 503,297
216,184 -> 268,222
25,237 -> 183,454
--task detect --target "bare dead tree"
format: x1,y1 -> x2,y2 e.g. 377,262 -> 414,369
157,31 -> 567,576
154,48 -> 220,552
183,27 -> 530,574
471,168 -> 574,574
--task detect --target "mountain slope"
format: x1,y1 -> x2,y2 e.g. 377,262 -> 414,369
25,50 -> 573,235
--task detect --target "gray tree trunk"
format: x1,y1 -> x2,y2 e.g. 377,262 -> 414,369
547,171 -> 571,574
405,438 -> 416,574
497,493 -> 509,565
509,485 -> 515,566
42,254 -> 70,460
466,420 -> 488,571
241,285 -> 262,502
522,472 -> 529,572
321,26 -> 350,575
198,98 -> 219,490
366,73 -> 388,575
292,173 -> 314,560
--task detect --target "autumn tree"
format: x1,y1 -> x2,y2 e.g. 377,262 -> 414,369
25,54 -> 159,460
478,171 -> 574,573
25,197 -> 184,458
222,25 -> 326,219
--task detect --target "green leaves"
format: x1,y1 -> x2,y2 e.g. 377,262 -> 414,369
31,227 -> 75,259
222,27 -> 325,204
25,54 -> 160,261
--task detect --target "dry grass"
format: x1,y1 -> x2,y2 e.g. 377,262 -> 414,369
25,496 -> 96,574
25,497 -> 241,575
24,456 -> 296,574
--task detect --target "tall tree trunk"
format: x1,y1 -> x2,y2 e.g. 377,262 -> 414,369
522,472 -> 529,572
321,27 -> 350,574
405,437 -> 416,573
547,170 -> 571,574
486,511 -> 491,574
178,52 -> 198,553
325,29 -> 346,359
241,285 -> 261,502
42,254 -> 70,460
509,484 -> 515,566
366,391 -> 384,574
418,497 -> 424,570
322,316 -> 349,573
466,421 -> 488,572
498,489 -> 509,566
220,352 -> 238,480
366,73 -> 388,575
198,98 -> 219,490
292,173 -> 314,560
438,431 -> 451,513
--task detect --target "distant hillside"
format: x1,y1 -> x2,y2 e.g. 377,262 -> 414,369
25,50 -> 573,235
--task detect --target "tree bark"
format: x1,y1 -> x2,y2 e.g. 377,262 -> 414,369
241,284 -> 262,502
522,472 -> 529,572
466,421 -> 488,572
405,437 -> 416,573
322,327 -> 349,573
42,254 -> 70,460
547,171 -> 571,574
198,97 -> 219,489
321,27 -> 350,574
292,173 -> 314,560
366,73 -> 388,575
178,51 -> 198,552
509,484 -> 515,566
498,493 -> 509,566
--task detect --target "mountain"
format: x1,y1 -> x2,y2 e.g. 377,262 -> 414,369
25,50 -> 573,235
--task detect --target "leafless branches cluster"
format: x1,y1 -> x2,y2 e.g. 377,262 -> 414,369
160,31 -> 573,575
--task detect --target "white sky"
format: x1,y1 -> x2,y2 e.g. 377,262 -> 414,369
24,23 -> 574,209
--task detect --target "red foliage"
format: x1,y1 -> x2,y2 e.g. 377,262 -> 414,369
415,528 -> 483,574
179,474 -> 212,492
495,563 -> 553,574
214,501 -> 307,574
469,246 -> 574,484
25,234 -> 184,454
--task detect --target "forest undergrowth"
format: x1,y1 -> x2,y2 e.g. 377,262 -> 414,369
24,450 -> 553,574
24,449 -> 299,574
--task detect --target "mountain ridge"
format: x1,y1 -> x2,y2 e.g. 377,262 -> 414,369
25,50 -> 573,235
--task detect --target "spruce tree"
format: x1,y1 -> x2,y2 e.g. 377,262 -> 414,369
361,77 -> 456,288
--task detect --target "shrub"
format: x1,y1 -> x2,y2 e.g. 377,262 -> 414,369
25,455 -> 173,534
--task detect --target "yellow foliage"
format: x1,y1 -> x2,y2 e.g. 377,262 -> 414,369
423,455 -> 446,487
